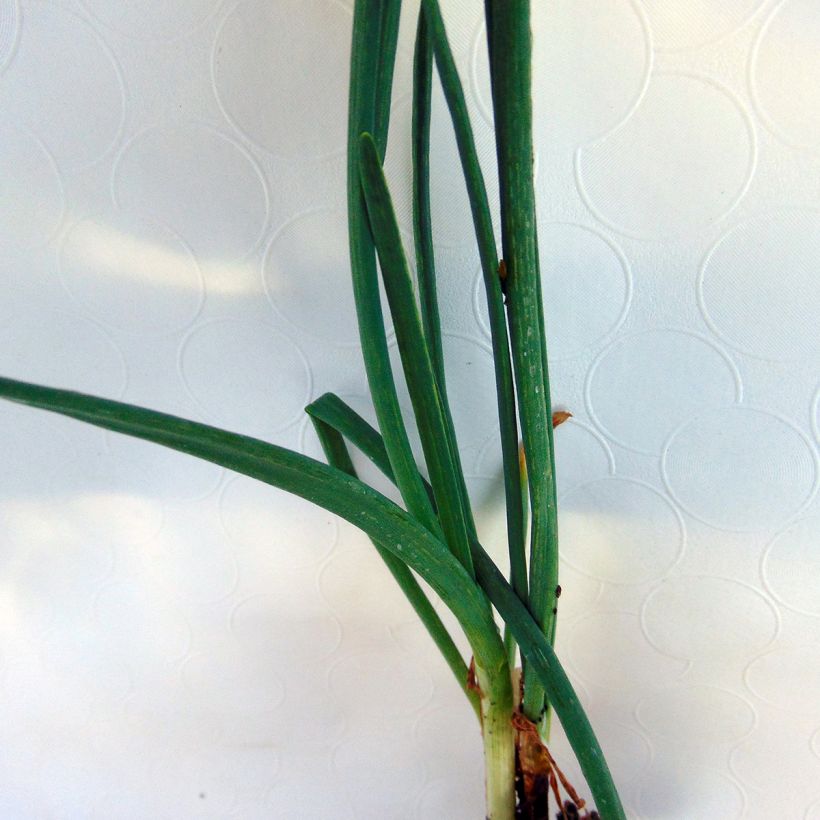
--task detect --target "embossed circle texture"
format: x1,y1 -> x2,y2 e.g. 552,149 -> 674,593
264,208 -> 391,345
642,576 -> 778,662
731,719 -> 820,798
471,416 -> 613,495
0,406 -> 75,496
762,517 -> 820,616
577,73 -> 754,238
105,410 -> 223,503
59,216 -> 204,336
182,649 -> 286,715
814,385 -> 820,442
642,0 -> 765,50
332,732 -> 426,815
231,593 -> 341,665
93,580 -> 191,663
0,2 -> 124,168
638,766 -> 745,820
418,777 -> 485,820
319,540 -> 423,623
80,0 -> 219,42
0,124 -> 63,248
745,645 -> 820,712
567,611 -> 688,691
48,454 -> 164,547
559,478 -> 684,585
587,330 -> 741,454
213,0 -> 351,158
113,124 -> 269,259
635,685 -> 756,745
474,223 -> 631,360
180,319 -> 310,439
0,309 -> 125,396
699,211 -> 820,361
328,652 -> 434,722
752,0 -> 820,152
554,420 -> 615,493
148,512 -> 239,605
220,474 -> 337,572
439,334 -> 499,452
385,86 -> 499,249
473,0 -> 650,145
0,1 -> 19,72
662,406 -> 817,531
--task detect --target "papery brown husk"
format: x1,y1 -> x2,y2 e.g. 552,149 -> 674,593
512,705 -> 599,820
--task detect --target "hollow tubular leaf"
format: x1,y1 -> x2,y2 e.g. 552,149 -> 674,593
0,376 -> 508,671
411,8 -> 443,383
420,0 -> 527,629
486,0 -> 559,722
358,131 -> 475,578
373,0 -> 401,155
308,408 -> 480,718
347,0 -> 439,538
409,7 -> 482,582
297,390 -> 625,819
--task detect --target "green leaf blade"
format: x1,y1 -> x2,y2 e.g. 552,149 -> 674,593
358,131 -> 476,579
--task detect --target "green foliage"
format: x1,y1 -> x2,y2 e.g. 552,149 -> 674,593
0,2 -> 626,817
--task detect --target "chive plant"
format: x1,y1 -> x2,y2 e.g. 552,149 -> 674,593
0,2 -> 626,818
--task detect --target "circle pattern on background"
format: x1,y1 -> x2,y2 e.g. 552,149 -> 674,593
0,309 -> 125,396
641,576 -> 778,662
220,474 -> 337,573
48,454 -> 165,547
93,580 -> 192,664
642,0 -> 765,50
105,413 -> 223,504
179,319 -> 310,440
699,211 -> 820,361
113,124 -> 269,260
745,645 -> 820,712
59,215 -> 205,336
417,777 -> 485,820
0,2 -> 124,168
230,593 -> 342,666
182,648 -> 286,716
565,611 -> 688,691
635,685 -> 756,746
559,477 -> 684,585
332,731 -> 427,815
384,86 -> 499,249
662,406 -> 817,531
439,334 -> 499,453
474,223 -> 631,361
577,73 -> 754,238
762,517 -> 820,616
147,510 -> 239,605
0,405 -> 76,496
328,652 -> 434,726
0,1 -> 19,72
319,539 -> 421,624
752,0 -> 820,152
551,419 -> 615,498
213,0 -> 351,158
731,718 -> 820,799
587,330 -> 741,454
638,766 -> 745,820
264,208 -> 392,345
0,124 -> 64,248
472,0 -> 650,145
80,0 -> 219,42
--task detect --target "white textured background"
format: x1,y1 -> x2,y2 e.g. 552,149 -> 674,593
0,1 -> 818,817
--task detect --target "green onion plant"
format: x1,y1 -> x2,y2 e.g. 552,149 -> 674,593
0,2 -> 626,818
